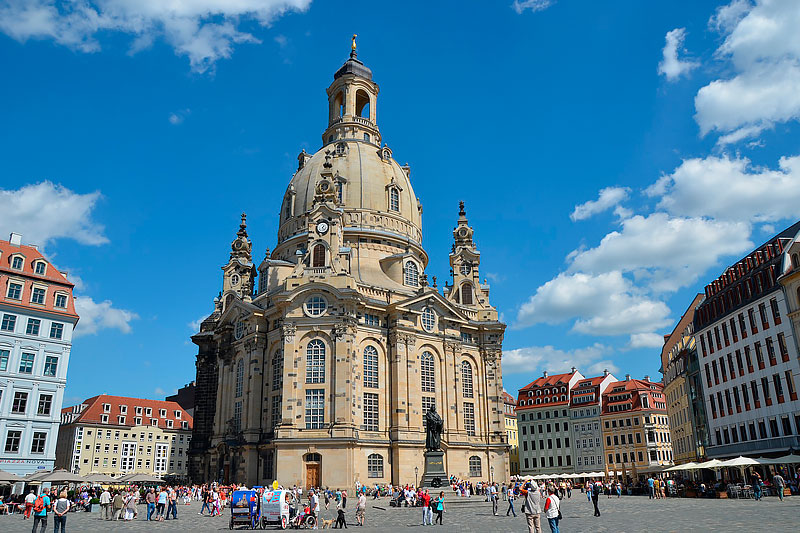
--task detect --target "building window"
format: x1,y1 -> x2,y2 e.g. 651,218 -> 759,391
19,352 -> 35,374
4,430 -> 21,453
120,442 -> 137,471
41,355 -> 58,377
235,359 -> 244,398
6,282 -> 22,299
464,402 -> 476,436
389,188 -> 399,212
421,307 -> 436,332
363,346 -> 379,388
421,351 -> 435,393
233,401 -> 242,432
305,389 -> 325,429
468,456 -> 482,477
272,350 -> 284,391
367,453 -> 384,478
1,314 -> 16,332
159,409 -> 166,418
31,287 -> 46,305
12,391 -> 28,414
364,313 -> 380,326
26,319 -> 40,336
0,349 -> 8,371
49,323 -> 64,340
312,243 -> 325,268
271,395 -> 282,429
422,396 -> 436,426
306,340 -> 326,384
363,392 -> 379,431
11,256 -> 23,270
461,283 -> 473,305
55,294 -> 67,308
404,261 -> 419,287
461,360 -> 474,398
304,295 -> 327,317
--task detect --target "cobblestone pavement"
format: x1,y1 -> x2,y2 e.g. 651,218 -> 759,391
1,495 -> 798,532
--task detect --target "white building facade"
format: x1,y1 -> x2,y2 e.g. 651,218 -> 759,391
0,233 -> 78,476
695,223 -> 800,458
569,372 -> 616,473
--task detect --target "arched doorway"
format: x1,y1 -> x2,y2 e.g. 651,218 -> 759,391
304,452 -> 321,489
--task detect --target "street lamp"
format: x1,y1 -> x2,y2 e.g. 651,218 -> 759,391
490,465 -> 494,484
415,466 -> 419,487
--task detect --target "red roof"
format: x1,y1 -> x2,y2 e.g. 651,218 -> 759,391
0,238 -> 78,320
569,375 -> 607,407
601,379 -> 665,415
516,371 -> 576,409
502,390 -> 516,405
62,394 -> 193,431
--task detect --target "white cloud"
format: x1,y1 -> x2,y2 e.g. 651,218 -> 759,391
189,315 -> 206,332
0,0 -> 312,73
74,296 -> 139,337
658,28 -> 698,81
651,154 -> 800,224
628,332 -> 665,349
0,181 -> 107,248
570,186 -> 631,221
503,343 -> 618,377
511,0 -> 553,15
168,112 -> 182,125
695,0 -> 800,142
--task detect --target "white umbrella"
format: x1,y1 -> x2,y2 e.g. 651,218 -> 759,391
759,454 -> 800,465
719,456 -> 761,467
665,462 -> 697,472
695,459 -> 724,469
37,469 -> 86,484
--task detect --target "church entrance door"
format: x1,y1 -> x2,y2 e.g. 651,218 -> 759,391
305,463 -> 320,488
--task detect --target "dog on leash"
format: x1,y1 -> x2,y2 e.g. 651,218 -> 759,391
320,517 -> 335,529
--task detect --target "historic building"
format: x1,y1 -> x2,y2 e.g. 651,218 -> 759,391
516,370 -> 583,476
55,395 -> 193,480
0,233 -> 79,476
502,391 -> 519,476
600,376 -> 674,476
189,46 -> 508,488
660,294 -> 709,464
569,371 -> 616,473
694,222 -> 800,458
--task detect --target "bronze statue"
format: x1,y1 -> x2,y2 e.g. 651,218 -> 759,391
425,405 -> 443,451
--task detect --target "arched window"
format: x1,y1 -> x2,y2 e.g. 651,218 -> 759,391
390,188 -> 400,212
306,340 -> 326,384
421,307 -> 436,332
272,350 -> 283,391
355,89 -> 370,119
468,456 -> 482,477
284,196 -> 292,219
363,346 -> 379,388
235,359 -> 244,398
461,283 -> 473,305
334,90 -> 345,118
404,261 -> 418,287
367,453 -> 383,478
312,244 -> 325,268
461,360 -> 474,398
421,351 -> 435,393
304,453 -> 321,462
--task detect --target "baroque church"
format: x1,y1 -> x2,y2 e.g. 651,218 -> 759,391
189,44 -> 508,489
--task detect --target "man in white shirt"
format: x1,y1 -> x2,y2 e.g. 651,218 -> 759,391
24,490 -> 37,519
490,484 -> 498,515
99,489 -> 112,520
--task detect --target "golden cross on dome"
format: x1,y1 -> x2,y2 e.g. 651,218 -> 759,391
352,34 -> 357,51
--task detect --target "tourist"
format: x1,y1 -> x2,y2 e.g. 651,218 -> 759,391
309,489 -> 319,529
342,489 -> 348,509
774,472 -> 786,501
647,476 -> 655,499
168,486 -> 178,519
24,489 -> 36,519
752,473 -> 763,501
355,490 -> 366,526
421,489 -> 432,526
31,487 -> 51,533
433,491 -> 445,525
585,481 -> 592,502
591,479 -> 601,517
502,483 -> 508,501
506,485 -> 517,517
145,488 -> 156,520
123,490 -> 137,521
566,481 -> 572,499
112,491 -> 125,520
99,487 -> 111,520
543,486 -> 561,533
490,482 -> 498,515
157,487 -> 168,520
53,490 -> 71,533
521,481 -> 542,533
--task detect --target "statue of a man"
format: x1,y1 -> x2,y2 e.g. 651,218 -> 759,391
425,405 -> 443,451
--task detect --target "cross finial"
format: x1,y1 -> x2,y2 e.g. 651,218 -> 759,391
240,212 -> 247,226
458,201 -> 465,217
351,34 -> 357,58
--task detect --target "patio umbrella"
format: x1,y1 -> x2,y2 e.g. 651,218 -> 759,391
665,462 -> 697,472
23,470 -> 51,482
37,469 -> 86,484
0,470 -> 23,484
695,459 -> 724,470
82,473 -> 118,484
760,454 -> 800,465
120,473 -> 164,484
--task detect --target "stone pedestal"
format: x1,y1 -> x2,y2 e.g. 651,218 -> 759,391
420,450 -> 448,488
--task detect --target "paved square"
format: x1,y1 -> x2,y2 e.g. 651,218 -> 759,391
0,494 -> 797,532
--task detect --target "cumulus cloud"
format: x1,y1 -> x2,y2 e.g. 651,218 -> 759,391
503,343 -> 618,377
628,333 -> 666,349
0,181 -> 107,248
74,296 -> 139,337
188,315 -> 206,332
570,186 -> 631,221
0,0 -> 312,73
695,0 -> 800,143
658,28 -> 698,81
511,0 -> 553,14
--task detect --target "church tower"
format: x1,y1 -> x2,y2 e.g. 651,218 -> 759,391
221,213 -> 256,308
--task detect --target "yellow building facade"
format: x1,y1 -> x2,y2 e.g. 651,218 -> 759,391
503,391 -> 519,476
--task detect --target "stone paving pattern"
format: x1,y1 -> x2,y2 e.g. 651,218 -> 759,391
1,495 -> 798,532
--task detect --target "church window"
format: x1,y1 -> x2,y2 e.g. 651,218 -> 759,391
363,392 -> 379,431
390,188 -> 400,212
336,182 -> 344,203
363,346 -> 379,388
335,142 -> 346,156
422,397 -> 436,426
306,340 -> 326,384
468,455 -> 481,477
421,351 -> 435,393
312,243 -> 325,268
421,307 -> 436,332
461,283 -> 473,305
367,453 -> 383,478
305,389 -> 325,429
464,402 -> 476,436
364,133 -> 370,142
272,350 -> 284,391
284,196 -> 292,219
233,401 -> 242,432
404,261 -> 418,287
271,395 -> 282,429
230,273 -> 240,286
304,295 -> 327,317
461,361 -> 474,398
356,89 -> 370,118
235,359 -> 244,398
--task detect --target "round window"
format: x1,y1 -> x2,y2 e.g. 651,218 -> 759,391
230,273 -> 240,286
234,321 -> 245,340
304,295 -> 328,317
421,307 -> 436,332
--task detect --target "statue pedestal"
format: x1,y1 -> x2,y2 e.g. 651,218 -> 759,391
420,450 -> 448,489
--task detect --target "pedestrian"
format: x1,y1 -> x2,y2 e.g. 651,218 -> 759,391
31,487 -> 51,533
145,488 -> 156,520
506,486 -> 517,517
566,481 -> 571,499
123,491 -> 137,521
543,486 -> 560,533
774,472 -> 786,501
355,491 -> 366,526
490,482 -> 498,516
309,489 -> 319,529
168,487 -> 178,519
591,480 -> 601,517
752,473 -> 763,501
520,481 -> 542,533
200,489 -> 212,515
647,476 -> 655,499
24,489 -> 36,519
157,488 -> 168,520
112,491 -> 124,521
53,490 -> 70,533
421,489 -> 432,526
99,487 -> 112,520
433,491 -> 445,525
502,483 -> 508,501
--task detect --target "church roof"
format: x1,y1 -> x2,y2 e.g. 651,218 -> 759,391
334,52 -> 373,80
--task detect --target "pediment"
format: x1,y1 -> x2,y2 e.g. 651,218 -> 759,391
391,289 -> 470,324
217,297 -> 260,325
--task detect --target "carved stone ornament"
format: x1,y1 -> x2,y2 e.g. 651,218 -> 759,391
282,322 -> 297,343
444,341 -> 462,354
332,318 -> 357,340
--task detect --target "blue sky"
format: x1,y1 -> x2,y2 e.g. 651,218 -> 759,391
2,0 -> 800,404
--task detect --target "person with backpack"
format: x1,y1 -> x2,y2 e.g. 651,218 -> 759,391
591,480 -> 601,517
520,481 -> 542,533
53,491 -> 71,533
31,487 -> 51,533
543,486 -> 561,533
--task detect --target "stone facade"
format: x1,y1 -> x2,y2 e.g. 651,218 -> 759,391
188,48 -> 507,489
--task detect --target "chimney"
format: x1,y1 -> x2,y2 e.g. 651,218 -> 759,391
9,232 -> 22,246
571,366 -> 576,374
603,369 -> 609,377
625,374 -> 631,381
543,371 -> 548,378
644,375 -> 650,382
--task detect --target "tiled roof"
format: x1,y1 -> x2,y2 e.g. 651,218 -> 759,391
502,391 -> 516,405
516,371 -> 576,408
62,394 -> 193,430
569,375 -> 606,407
601,379 -> 665,415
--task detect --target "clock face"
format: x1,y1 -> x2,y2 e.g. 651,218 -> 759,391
316,221 -> 329,235
230,274 -> 240,286
460,263 -> 471,276
234,240 -> 243,250
459,228 -> 468,237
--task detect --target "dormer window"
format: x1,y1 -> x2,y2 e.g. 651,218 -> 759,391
34,261 -> 46,275
389,187 -> 399,212
159,409 -> 167,418
403,261 -> 418,287
103,403 -> 111,413
55,293 -> 68,308
11,256 -> 23,270
175,411 -> 181,419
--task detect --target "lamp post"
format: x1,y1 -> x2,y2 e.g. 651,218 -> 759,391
490,465 -> 495,484
415,466 -> 419,487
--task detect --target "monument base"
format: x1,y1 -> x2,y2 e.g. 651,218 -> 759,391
420,450 -> 448,489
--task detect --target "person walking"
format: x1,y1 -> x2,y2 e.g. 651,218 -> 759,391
145,488 -> 156,520
123,491 -> 137,521
112,491 -> 124,521
53,490 -> 70,533
31,487 -> 51,533
773,472 -> 786,501
309,489 -> 319,529
752,473 -> 763,501
591,480 -> 601,517
199,489 -> 212,515
168,487 -> 178,519
99,488 -> 111,520
506,486 -> 517,517
543,486 -> 560,533
355,491 -> 366,526
24,490 -> 36,519
520,481 -> 542,533
156,488 -> 168,520
647,476 -> 655,499
490,483 -> 498,516
433,491 -> 445,525
421,489 -> 432,526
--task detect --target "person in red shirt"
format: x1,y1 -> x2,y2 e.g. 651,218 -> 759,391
421,489 -> 432,525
